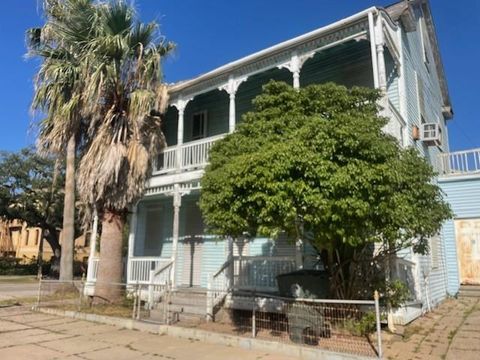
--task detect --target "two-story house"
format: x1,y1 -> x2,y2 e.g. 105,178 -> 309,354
86,0 -> 454,325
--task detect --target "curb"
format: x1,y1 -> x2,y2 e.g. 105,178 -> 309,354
33,306 -> 375,360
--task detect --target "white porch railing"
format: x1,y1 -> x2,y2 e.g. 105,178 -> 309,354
391,257 -> 417,300
127,257 -> 172,284
154,134 -> 226,174
233,256 -> 297,291
206,257 -> 234,320
86,257 -> 100,283
437,148 -> 480,176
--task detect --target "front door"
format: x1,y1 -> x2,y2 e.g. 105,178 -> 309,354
455,219 -> 480,285
179,196 -> 204,287
181,237 -> 203,287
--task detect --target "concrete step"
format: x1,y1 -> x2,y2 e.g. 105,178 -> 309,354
459,285 -> 480,298
169,294 -> 207,306
168,303 -> 206,316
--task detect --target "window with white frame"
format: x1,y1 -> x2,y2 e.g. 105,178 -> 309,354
192,111 -> 207,140
418,15 -> 431,72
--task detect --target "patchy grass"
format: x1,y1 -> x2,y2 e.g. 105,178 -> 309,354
43,303 -> 138,318
0,275 -> 38,284
0,296 -> 37,307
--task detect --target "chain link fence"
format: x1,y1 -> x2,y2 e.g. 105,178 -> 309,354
36,279 -> 151,319
35,280 -> 382,358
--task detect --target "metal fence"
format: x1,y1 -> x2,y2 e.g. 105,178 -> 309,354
36,280 -> 382,358
36,279 -> 150,320
203,291 -> 383,358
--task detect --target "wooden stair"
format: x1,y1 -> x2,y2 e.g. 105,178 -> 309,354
149,287 -> 207,324
459,285 -> 480,298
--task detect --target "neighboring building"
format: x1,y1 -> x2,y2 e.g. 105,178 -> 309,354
438,150 -> 480,294
87,0 -> 454,324
0,219 -> 90,264
0,219 -> 54,261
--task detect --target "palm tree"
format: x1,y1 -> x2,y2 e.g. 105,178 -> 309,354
28,0 -> 98,281
74,1 -> 173,296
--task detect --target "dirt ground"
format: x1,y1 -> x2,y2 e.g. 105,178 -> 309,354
384,297 -> 480,360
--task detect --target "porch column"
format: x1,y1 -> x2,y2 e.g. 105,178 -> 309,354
375,17 -> 388,93
219,75 -> 248,133
172,97 -> 192,170
278,51 -> 315,89
126,203 -> 138,284
170,184 -> 182,287
86,207 -> 99,284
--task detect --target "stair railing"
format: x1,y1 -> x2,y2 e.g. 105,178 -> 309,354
147,260 -> 173,309
206,256 -> 234,321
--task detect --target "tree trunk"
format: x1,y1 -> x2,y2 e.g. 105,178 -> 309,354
95,208 -> 125,302
59,135 -> 76,281
43,227 -> 61,278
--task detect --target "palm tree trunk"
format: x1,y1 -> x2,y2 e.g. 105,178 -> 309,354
95,208 -> 125,301
59,135 -> 75,281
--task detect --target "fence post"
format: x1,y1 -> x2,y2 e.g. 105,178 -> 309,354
252,289 -> 256,338
36,275 -> 42,308
206,273 -> 213,322
374,290 -> 383,359
136,281 -> 141,320
78,276 -> 85,311
132,282 -> 138,319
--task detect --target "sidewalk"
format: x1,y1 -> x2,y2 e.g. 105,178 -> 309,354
384,297 -> 480,360
0,305 -> 295,360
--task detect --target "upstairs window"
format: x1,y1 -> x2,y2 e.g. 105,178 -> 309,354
418,16 -> 431,72
192,111 -> 207,140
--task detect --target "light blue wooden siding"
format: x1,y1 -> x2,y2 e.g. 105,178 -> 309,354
385,49 -> 400,111
401,13 -> 448,155
248,234 -> 296,257
200,237 -> 227,288
300,40 -> 373,89
183,90 -> 229,143
440,176 -> 480,295
236,67 -> 292,123
134,197 -> 173,258
400,8 -> 451,307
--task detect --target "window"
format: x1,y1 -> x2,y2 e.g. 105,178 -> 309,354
192,111 -> 207,140
418,16 -> 430,72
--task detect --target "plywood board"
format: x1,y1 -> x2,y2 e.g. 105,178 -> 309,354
455,218 -> 480,285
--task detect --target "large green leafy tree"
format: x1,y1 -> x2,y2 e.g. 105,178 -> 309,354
200,81 -> 452,299
0,148 -> 64,268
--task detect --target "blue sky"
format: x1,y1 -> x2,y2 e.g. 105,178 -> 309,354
0,0 -> 478,152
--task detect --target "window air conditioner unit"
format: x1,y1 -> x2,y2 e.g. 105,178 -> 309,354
421,123 -> 442,147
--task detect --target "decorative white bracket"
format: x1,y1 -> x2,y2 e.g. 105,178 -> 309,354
171,96 -> 193,147
278,51 -> 316,89
218,75 -> 248,133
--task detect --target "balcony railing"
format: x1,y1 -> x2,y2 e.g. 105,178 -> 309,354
154,134 -> 226,175
233,256 -> 297,291
437,148 -> 480,176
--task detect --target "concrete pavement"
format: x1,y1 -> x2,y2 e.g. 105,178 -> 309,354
384,297 -> 480,360
0,305 -> 296,360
